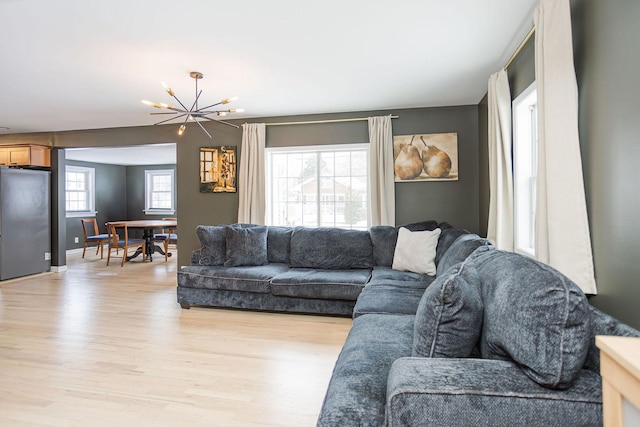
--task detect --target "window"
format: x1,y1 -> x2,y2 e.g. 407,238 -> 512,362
66,165 -> 96,218
513,82 -> 538,257
266,145 -> 368,229
144,169 -> 175,215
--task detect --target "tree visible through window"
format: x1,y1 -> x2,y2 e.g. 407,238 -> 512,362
266,145 -> 368,229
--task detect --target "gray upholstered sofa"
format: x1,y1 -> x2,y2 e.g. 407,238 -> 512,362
317,236 -> 640,427
176,220 -> 459,315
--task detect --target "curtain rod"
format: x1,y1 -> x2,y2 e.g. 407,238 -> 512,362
504,27 -> 535,70
264,115 -> 399,127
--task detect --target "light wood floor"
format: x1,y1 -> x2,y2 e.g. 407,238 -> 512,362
0,250 -> 352,426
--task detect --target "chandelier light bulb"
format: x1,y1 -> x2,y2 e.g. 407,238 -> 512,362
161,81 -> 175,96
178,124 -> 186,136
222,96 -> 239,104
229,108 -> 244,113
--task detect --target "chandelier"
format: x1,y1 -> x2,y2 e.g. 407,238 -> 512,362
142,71 -> 243,138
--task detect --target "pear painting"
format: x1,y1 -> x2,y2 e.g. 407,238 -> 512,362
393,133 -> 458,182
394,135 -> 424,180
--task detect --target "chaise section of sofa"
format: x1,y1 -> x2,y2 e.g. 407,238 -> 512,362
318,238 -> 640,427
317,313 -> 416,427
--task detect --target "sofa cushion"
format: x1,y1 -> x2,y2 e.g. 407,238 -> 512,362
412,260 -> 483,358
470,246 -> 591,389
195,225 -> 227,266
369,226 -> 397,266
353,281 -> 427,318
370,220 -> 439,266
392,228 -> 441,275
177,264 -> 289,293
436,233 -> 490,276
224,226 -> 269,267
317,314 -> 415,427
270,268 -> 370,300
434,225 -> 470,266
370,266 -> 435,287
267,226 -> 292,264
289,227 -> 374,269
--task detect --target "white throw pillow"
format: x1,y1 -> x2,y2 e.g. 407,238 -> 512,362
392,227 -> 442,276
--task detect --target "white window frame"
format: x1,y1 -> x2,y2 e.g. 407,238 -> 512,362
65,165 -> 96,218
144,169 -> 175,215
513,82 -> 538,258
265,144 -> 369,229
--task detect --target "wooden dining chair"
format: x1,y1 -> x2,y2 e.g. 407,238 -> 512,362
154,217 -> 177,262
80,218 -> 110,259
106,222 -> 146,267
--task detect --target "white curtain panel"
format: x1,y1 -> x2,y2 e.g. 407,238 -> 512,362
487,69 -> 514,251
368,115 -> 396,226
237,123 -> 266,224
534,0 -> 597,294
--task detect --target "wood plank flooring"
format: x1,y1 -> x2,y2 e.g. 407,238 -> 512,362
0,251 -> 352,426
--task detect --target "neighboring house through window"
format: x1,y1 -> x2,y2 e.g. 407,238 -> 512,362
513,82 -> 538,257
65,165 -> 96,218
266,145 -> 368,229
145,169 -> 175,215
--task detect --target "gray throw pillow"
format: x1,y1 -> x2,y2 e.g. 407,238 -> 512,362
267,226 -> 292,264
195,225 -> 226,266
412,261 -> 483,358
470,246 -> 591,389
224,226 -> 269,267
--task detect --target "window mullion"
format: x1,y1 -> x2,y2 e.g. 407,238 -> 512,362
315,151 -> 320,227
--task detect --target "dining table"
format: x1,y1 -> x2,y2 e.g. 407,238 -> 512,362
105,219 -> 177,261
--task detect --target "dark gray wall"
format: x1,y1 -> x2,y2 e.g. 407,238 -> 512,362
176,106 -> 480,267
479,0 -> 640,329
50,148 -> 66,267
571,0 -> 640,329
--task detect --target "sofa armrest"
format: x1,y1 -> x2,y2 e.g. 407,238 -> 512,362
386,357 -> 603,427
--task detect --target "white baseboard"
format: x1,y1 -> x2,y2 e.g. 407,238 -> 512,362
50,265 -> 68,273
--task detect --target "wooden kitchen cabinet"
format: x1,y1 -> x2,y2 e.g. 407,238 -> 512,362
0,145 -> 50,167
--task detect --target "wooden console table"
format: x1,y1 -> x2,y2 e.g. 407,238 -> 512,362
596,336 -> 640,427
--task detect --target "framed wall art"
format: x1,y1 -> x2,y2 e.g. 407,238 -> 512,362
199,146 -> 237,193
393,132 -> 458,182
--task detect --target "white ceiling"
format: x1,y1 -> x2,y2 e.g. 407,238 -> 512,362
65,143 -> 176,166
0,0 -> 538,136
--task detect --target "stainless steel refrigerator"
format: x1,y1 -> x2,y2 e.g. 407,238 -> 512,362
0,167 -> 51,280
